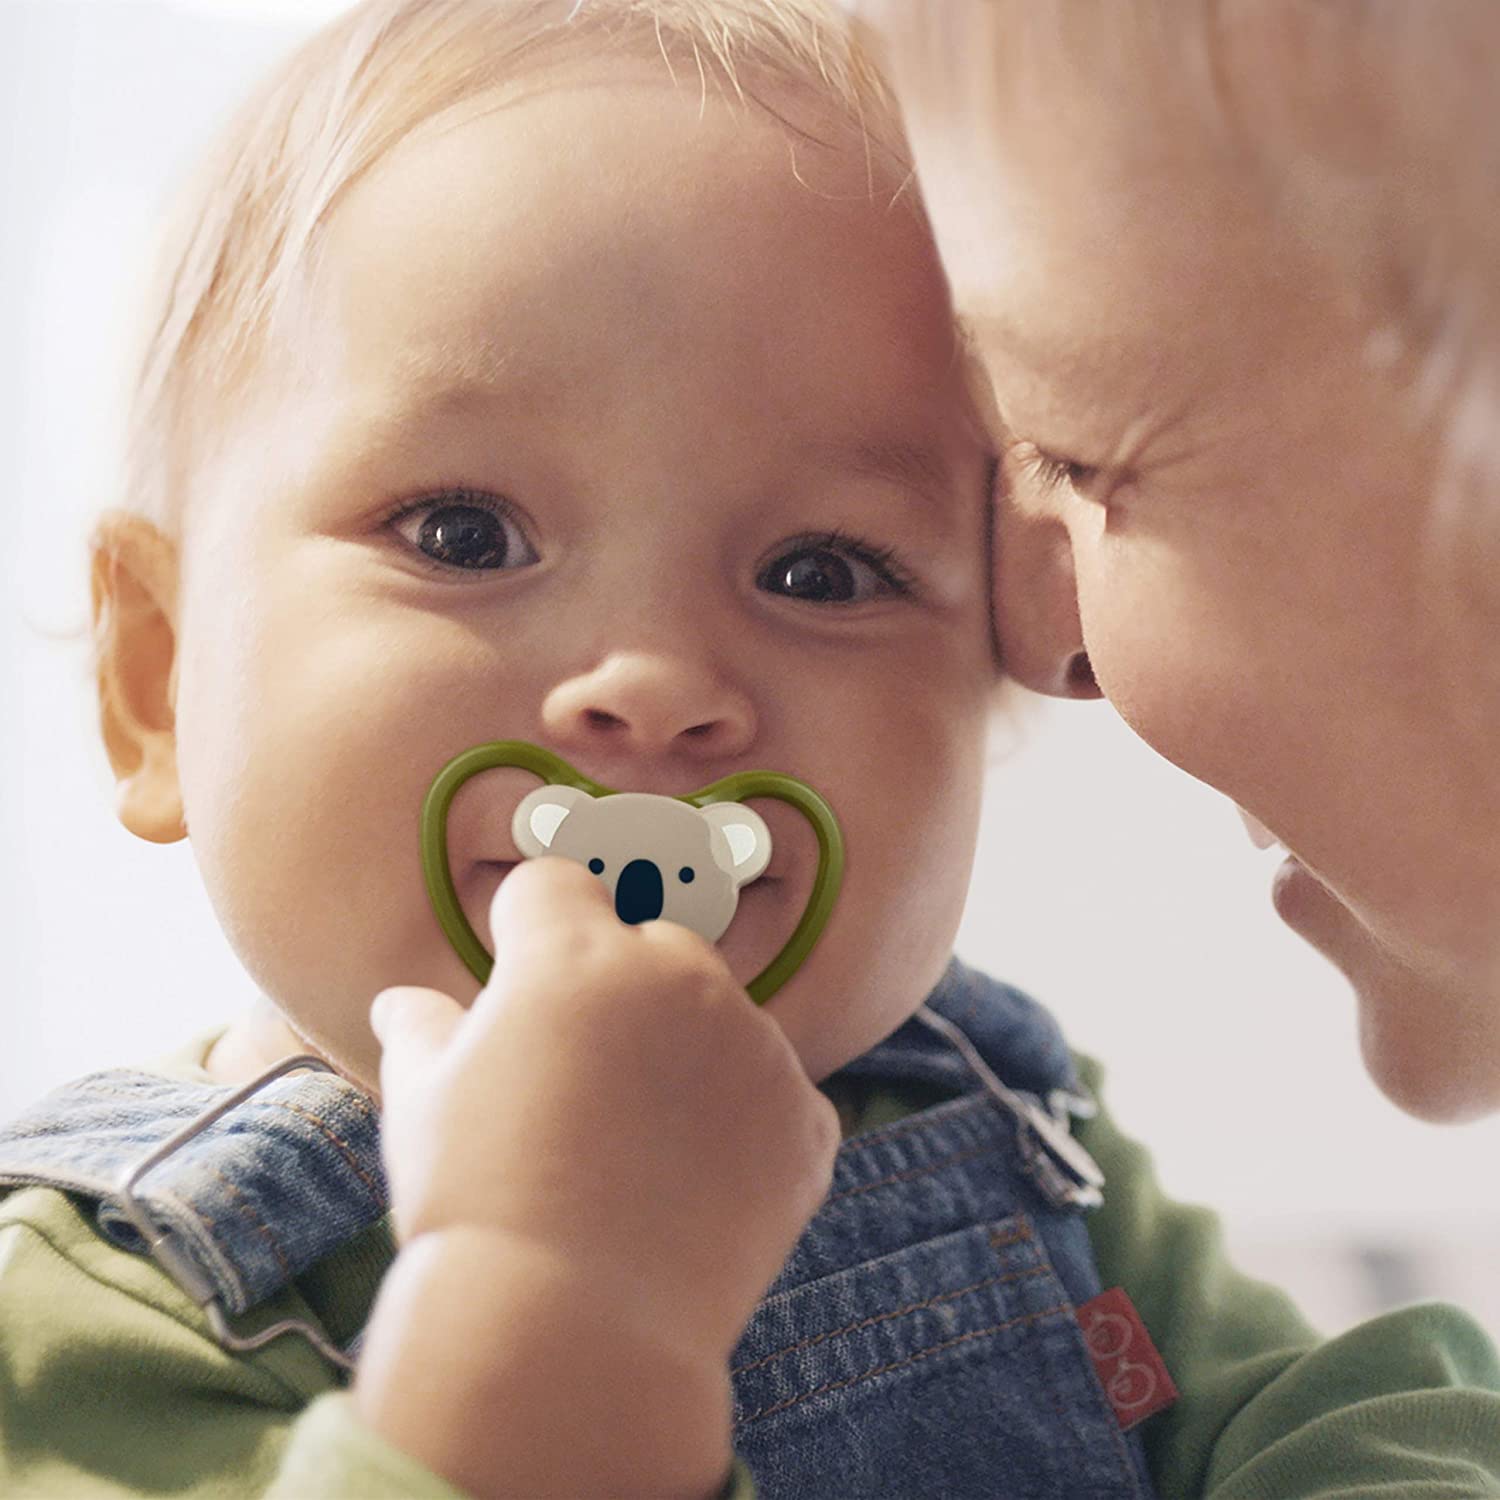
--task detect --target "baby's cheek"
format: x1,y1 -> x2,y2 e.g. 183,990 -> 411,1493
173,626 -> 437,1015
853,705 -> 987,954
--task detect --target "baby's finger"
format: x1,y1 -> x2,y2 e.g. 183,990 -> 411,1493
370,984 -> 464,1101
488,854 -> 616,961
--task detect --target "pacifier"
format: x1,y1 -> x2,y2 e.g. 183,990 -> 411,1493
421,741 -> 844,1004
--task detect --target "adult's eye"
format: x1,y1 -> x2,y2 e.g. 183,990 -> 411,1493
1011,441 -> 1103,496
391,492 -> 539,573
757,532 -> 910,605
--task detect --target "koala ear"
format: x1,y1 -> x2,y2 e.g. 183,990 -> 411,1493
513,784 -> 592,858
702,802 -> 773,888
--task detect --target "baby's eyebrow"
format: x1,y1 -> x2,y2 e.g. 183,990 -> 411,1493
388,340 -> 526,416
379,343 -> 961,506
807,437 -> 957,508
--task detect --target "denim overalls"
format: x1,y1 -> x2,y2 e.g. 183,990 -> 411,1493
0,959 -> 1160,1499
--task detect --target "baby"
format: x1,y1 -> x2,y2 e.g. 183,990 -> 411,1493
3,1 -> 1499,1497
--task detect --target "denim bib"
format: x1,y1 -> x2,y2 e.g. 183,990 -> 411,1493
0,959 -> 1157,1499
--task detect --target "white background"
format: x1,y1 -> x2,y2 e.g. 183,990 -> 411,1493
4,0 -> 1499,1340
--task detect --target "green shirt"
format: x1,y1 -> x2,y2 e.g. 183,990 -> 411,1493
1,1045 -> 1497,1498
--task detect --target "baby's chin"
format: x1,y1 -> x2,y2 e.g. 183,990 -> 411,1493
762,945 -> 954,1087
234,870 -> 942,1096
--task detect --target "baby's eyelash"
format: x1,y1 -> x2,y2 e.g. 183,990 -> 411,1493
800,529 -> 919,596
382,486 -> 535,578
378,496 -> 918,599
383,485 -> 508,527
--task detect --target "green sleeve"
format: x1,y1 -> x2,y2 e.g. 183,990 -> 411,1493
1075,1056 -> 1500,1499
273,1401 -> 754,1498
0,1190 -> 466,1498
0,1189 -> 755,1500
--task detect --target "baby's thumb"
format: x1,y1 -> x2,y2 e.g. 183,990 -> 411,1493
369,985 -> 463,1099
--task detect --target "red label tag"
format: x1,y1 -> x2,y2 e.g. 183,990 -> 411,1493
1077,1287 -> 1179,1429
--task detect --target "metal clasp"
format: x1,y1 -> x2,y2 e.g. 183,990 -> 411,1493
114,1054 -> 357,1375
913,1005 -> 1105,1210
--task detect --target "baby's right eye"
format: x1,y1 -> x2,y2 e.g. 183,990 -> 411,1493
389,490 -> 540,574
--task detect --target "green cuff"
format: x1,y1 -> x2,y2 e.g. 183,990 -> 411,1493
720,1455 -> 756,1499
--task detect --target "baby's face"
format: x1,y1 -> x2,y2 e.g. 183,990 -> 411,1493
168,65 -> 996,1088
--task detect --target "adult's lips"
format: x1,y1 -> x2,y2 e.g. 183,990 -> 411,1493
1236,804 -> 1281,851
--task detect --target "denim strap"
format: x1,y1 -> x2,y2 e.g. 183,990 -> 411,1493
0,958 -> 1100,1383
0,1063 -> 386,1320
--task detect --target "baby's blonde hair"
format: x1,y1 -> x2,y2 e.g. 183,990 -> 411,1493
121,0 -> 909,537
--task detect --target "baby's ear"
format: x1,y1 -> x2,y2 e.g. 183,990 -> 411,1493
702,802 -> 773,888
90,512 -> 186,845
512,784 -> 592,858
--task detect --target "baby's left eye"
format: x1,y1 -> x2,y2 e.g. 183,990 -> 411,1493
389,490 -> 540,574
757,532 -> 911,605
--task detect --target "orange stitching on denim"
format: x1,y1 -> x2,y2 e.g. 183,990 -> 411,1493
999,1215 -> 1069,1318
326,1085 -> 380,1129
998,1212 -> 1141,1477
731,1266 -> 1050,1375
737,1304 -> 1070,1424
825,1143 -> 1002,1205
269,1100 -> 382,1198
209,1167 -> 292,1278
988,1221 -> 1034,1251
183,1203 -> 220,1237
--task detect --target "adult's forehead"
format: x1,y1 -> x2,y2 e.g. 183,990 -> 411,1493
926,161 -> 1290,433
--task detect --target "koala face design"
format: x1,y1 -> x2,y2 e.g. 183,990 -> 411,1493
512,787 -> 773,943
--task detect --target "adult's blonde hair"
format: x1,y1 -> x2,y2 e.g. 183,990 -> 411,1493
121,0 -> 908,536
854,0 -> 1500,521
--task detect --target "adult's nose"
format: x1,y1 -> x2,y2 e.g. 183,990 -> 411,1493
992,498 -> 1101,700
541,651 -> 758,764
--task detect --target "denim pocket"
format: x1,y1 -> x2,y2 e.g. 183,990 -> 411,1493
731,1214 -> 1145,1500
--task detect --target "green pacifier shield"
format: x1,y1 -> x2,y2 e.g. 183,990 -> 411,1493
421,741 -> 844,1004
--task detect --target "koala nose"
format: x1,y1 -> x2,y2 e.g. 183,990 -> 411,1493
614,858 -> 665,924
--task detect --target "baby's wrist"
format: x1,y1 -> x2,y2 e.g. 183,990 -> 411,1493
357,1227 -> 734,1498
396,1215 -> 738,1358
370,1221 -> 733,1365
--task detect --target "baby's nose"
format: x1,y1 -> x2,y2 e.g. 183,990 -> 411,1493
541,652 -> 756,762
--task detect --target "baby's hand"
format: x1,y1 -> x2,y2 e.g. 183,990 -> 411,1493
372,855 -> 839,1353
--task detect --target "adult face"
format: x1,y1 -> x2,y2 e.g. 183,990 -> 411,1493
858,1 -> 1500,1120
